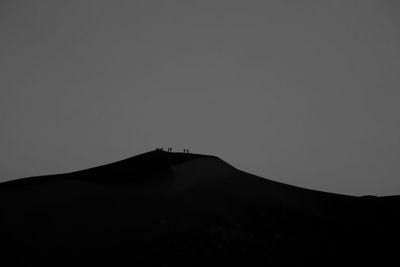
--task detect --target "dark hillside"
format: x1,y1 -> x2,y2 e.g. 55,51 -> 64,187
0,150 -> 398,266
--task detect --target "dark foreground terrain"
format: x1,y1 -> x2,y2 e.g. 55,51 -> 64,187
0,150 -> 399,266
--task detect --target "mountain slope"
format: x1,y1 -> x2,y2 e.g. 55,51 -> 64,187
0,150 -> 398,266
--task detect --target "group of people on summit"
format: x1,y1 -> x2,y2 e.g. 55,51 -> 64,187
155,147 -> 189,153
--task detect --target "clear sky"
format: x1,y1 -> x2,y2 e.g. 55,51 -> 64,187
1,0 -> 400,196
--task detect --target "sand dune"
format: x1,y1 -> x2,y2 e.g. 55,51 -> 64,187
0,150 -> 398,266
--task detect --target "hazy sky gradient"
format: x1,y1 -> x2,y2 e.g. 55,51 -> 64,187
1,0 -> 400,196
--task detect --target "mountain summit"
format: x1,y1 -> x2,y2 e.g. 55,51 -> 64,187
0,150 -> 399,266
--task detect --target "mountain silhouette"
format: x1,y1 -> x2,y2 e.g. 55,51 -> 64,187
0,150 -> 399,266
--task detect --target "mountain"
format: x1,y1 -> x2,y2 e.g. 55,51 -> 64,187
0,150 -> 399,266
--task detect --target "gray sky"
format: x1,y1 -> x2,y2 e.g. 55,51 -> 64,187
1,0 -> 400,196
